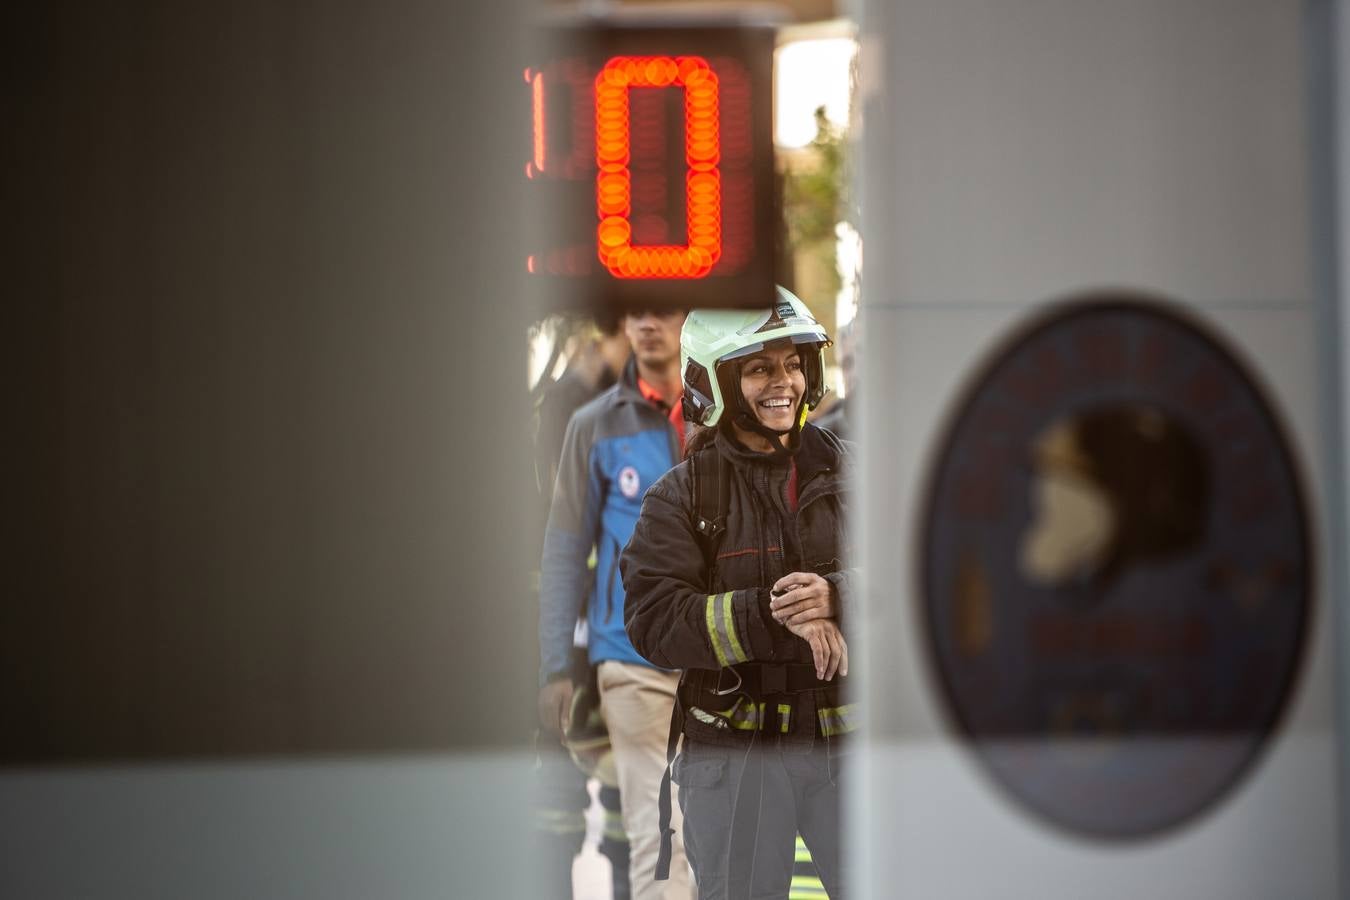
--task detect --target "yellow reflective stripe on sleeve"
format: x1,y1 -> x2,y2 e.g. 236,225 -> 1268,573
708,592 -> 747,666
721,591 -> 749,663
794,834 -> 811,862
778,703 -> 792,734
706,595 -> 731,667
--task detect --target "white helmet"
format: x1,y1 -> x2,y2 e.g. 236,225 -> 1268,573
680,286 -> 832,428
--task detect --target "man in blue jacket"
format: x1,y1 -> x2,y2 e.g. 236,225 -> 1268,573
539,308 -> 691,900
531,312 -> 633,900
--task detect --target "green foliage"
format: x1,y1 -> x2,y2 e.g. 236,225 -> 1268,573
782,106 -> 849,299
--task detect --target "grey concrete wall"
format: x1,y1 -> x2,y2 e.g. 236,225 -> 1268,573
5,1 -> 539,896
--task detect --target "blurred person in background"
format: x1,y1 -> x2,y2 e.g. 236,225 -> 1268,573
622,288 -> 856,899
536,314 -> 635,497
540,309 -> 695,900
532,312 -> 633,898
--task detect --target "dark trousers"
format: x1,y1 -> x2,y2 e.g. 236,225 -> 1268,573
534,740 -> 631,900
673,738 -> 844,900
534,740 -> 590,900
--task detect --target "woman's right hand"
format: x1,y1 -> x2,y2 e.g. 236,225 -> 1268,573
784,618 -> 848,681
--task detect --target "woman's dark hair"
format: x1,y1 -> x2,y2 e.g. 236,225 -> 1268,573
684,424 -> 717,460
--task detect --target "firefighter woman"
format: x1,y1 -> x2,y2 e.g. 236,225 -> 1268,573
620,288 -> 855,899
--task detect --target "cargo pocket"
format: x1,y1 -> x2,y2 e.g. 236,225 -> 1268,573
671,744 -> 731,882
672,747 -> 726,789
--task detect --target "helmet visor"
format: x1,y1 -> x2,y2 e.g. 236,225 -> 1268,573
715,332 -> 829,368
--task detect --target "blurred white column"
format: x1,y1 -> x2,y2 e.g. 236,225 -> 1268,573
854,1 -> 1342,896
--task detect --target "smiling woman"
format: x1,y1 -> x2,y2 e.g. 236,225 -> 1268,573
734,346 -> 807,451
620,286 -> 859,898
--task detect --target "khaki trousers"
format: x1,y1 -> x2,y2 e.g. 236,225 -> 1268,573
598,661 -> 694,900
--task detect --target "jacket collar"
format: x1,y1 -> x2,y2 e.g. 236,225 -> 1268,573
795,424 -> 842,482
714,422 -> 838,479
615,354 -> 645,403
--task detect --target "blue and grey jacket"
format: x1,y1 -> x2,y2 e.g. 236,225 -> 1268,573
539,357 -> 682,682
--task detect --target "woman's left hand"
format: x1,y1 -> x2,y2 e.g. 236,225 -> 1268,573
769,572 -> 836,627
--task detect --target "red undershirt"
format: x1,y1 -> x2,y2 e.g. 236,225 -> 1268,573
637,377 -> 687,458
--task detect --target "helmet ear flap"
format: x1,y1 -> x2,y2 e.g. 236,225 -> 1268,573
715,360 -> 744,421
801,344 -> 827,409
682,359 -> 718,425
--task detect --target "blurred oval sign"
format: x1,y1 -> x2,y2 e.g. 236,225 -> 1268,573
921,294 -> 1311,838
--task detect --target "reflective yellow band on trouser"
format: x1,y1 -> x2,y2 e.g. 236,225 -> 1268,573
790,833 -> 823,899
794,834 -> 812,863
603,808 -> 626,842
817,703 -> 857,737
533,808 -> 586,835
705,592 -> 749,666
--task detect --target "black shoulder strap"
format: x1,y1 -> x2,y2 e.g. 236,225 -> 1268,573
690,444 -> 730,566
658,446 -> 730,880
653,698 -> 684,881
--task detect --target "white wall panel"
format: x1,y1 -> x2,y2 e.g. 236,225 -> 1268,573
855,1 -> 1340,895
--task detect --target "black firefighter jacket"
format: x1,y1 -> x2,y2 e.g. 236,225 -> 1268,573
620,423 -> 858,747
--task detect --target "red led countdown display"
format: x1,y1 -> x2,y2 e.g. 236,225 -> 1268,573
595,56 -> 720,280
526,11 -> 782,311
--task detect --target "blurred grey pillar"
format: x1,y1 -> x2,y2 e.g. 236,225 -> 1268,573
1316,0 -> 1350,890
853,0 -> 1342,896
4,1 -> 539,897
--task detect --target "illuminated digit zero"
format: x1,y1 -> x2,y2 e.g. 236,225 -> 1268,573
595,56 -> 721,279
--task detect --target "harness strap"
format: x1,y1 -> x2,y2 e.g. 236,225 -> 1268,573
735,662 -> 840,695
690,445 -> 728,563
654,694 -> 684,881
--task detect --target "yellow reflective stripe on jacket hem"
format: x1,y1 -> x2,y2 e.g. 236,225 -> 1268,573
817,703 -> 857,737
725,700 -> 763,730
690,701 -> 765,731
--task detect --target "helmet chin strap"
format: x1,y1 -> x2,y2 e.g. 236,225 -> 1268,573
730,396 -> 806,459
